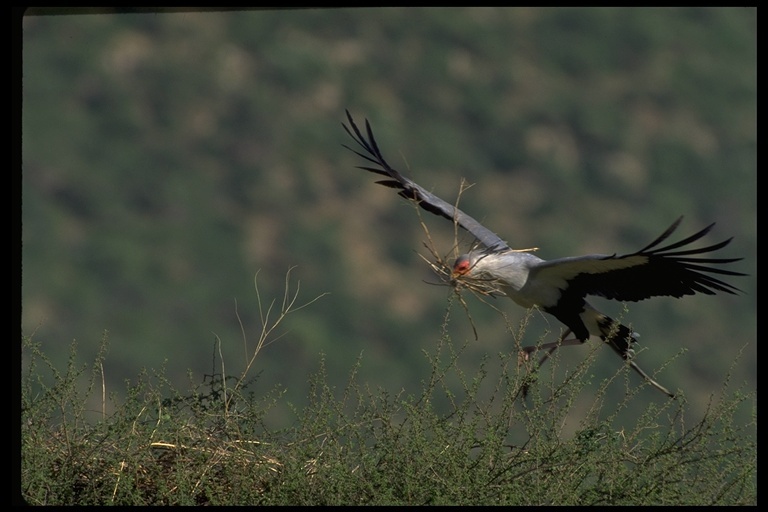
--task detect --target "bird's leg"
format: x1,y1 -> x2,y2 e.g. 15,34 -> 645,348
518,329 -> 675,399
518,329 -> 582,368
519,329 -> 584,398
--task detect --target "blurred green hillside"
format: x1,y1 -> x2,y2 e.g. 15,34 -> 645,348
21,8 -> 755,428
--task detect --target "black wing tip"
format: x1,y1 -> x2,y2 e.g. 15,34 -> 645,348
646,218 -> 747,296
641,217 -> 740,257
342,110 -> 404,183
344,108 -> 357,126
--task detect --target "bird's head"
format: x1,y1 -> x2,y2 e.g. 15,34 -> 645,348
451,253 -> 474,278
448,252 -> 504,297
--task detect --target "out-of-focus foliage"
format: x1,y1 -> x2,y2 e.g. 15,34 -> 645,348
21,8 -> 755,428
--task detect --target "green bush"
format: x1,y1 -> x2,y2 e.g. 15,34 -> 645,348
20,273 -> 755,505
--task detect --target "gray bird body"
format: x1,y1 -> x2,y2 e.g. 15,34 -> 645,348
456,249 -> 633,345
462,250 -> 553,308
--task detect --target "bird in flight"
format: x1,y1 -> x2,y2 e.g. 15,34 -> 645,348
342,110 -> 745,398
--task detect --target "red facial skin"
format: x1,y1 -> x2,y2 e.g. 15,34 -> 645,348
452,256 -> 471,277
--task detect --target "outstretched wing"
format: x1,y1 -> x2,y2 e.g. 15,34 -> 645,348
343,110 -> 509,252
532,216 -> 745,304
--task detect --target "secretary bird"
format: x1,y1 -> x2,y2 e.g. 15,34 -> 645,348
342,110 -> 745,398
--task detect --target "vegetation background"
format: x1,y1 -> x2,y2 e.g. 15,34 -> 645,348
21,7 -> 755,439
